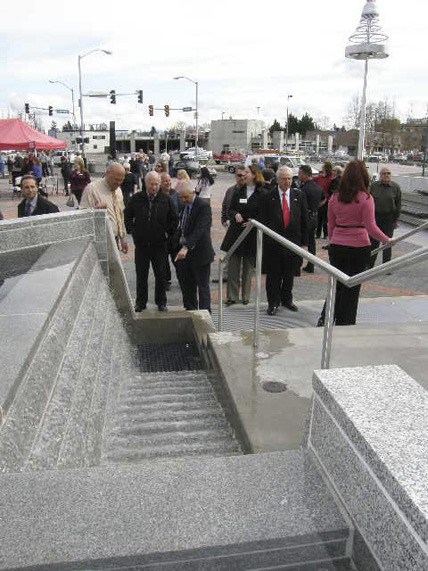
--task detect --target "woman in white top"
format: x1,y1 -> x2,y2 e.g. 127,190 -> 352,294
195,166 -> 214,198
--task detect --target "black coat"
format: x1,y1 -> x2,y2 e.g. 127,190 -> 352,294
261,185 -> 308,270
124,191 -> 178,246
179,196 -> 215,267
18,195 -> 59,217
220,183 -> 266,256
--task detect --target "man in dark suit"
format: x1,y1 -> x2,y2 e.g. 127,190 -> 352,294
298,165 -> 323,273
124,171 -> 178,312
18,175 -> 59,217
262,166 -> 308,315
174,183 -> 215,312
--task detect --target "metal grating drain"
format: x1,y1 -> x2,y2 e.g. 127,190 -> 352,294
262,381 -> 287,393
135,342 -> 202,372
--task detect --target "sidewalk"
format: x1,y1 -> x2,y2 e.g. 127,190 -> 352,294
1,173 -> 427,325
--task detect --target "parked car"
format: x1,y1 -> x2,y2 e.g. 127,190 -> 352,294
180,147 -> 212,161
228,154 -> 318,181
213,151 -> 246,164
172,158 -> 201,178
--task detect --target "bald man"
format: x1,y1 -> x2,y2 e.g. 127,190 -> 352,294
81,162 -> 128,253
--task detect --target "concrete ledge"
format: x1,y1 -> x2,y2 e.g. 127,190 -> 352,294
309,365 -> 428,570
0,450 -> 350,570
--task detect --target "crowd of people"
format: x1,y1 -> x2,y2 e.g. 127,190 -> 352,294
9,150 -> 401,326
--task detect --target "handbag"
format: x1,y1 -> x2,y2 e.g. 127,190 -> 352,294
66,194 -> 75,208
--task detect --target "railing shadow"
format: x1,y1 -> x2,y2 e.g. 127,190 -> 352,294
217,219 -> 428,369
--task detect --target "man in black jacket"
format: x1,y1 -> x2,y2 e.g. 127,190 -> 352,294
262,167 -> 308,315
124,171 -> 178,312
175,183 -> 215,312
298,165 -> 323,273
18,175 -> 59,217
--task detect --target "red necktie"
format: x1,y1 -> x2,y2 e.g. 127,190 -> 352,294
282,192 -> 290,228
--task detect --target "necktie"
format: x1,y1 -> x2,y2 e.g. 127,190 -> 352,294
25,201 -> 32,217
182,205 -> 190,232
282,192 -> 290,228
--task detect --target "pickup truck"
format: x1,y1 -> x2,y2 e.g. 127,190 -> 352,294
213,151 -> 246,165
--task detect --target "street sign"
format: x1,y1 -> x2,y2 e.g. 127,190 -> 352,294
182,107 -> 193,112
56,109 -> 69,114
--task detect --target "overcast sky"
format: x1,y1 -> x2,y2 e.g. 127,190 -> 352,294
1,0 -> 426,133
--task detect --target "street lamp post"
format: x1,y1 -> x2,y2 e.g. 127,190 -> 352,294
78,49 -> 112,157
285,94 -> 293,151
174,76 -> 199,158
346,0 -> 388,160
49,80 -> 76,125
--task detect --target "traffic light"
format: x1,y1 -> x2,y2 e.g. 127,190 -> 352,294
137,90 -> 143,104
110,90 -> 116,104
25,103 -> 30,114
149,105 -> 154,116
164,104 -> 170,117
48,106 -> 53,116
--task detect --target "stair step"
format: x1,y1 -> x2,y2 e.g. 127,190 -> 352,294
109,416 -> 231,437
111,407 -> 225,425
118,392 -> 219,408
105,438 -> 241,462
121,385 -> 214,399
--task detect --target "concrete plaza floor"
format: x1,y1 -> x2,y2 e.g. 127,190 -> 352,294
1,169 -> 427,319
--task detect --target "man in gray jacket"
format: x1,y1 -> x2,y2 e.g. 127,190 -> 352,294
369,167 -> 401,266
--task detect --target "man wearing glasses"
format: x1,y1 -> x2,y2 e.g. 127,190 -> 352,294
369,167 -> 402,266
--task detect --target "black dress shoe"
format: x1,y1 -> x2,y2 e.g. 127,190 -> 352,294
302,266 -> 314,274
134,303 -> 147,312
158,304 -> 168,312
316,317 -> 325,327
242,300 -> 250,305
284,302 -> 298,312
267,306 -> 277,316
225,299 -> 236,307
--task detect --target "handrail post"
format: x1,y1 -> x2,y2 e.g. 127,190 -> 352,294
253,228 -> 263,347
218,259 -> 224,331
321,275 -> 337,369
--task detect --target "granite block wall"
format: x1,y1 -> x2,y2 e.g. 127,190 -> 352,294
309,364 -> 428,571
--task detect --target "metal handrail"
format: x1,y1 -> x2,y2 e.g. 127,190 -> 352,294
371,219 -> 428,255
217,219 -> 428,369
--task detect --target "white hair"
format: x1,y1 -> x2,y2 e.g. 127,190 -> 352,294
277,166 -> 293,177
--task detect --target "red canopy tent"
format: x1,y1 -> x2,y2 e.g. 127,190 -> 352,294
0,118 -> 67,151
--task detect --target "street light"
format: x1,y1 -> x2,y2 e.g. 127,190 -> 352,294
286,94 -> 293,151
174,76 -> 199,158
78,48 -> 112,157
49,79 -> 76,125
346,0 -> 388,160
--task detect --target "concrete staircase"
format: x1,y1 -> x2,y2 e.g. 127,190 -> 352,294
0,225 -> 356,570
102,370 -> 242,464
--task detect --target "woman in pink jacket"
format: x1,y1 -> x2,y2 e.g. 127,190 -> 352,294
318,160 -> 391,326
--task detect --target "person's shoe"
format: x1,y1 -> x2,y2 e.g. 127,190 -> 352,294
302,265 -> 314,273
267,306 -> 277,316
242,300 -> 250,305
158,304 -> 168,312
283,302 -> 298,312
316,317 -> 325,327
322,245 -> 329,250
225,299 -> 236,307
134,303 -> 146,312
